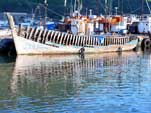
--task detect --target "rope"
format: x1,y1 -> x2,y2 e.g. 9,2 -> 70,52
146,0 -> 151,14
16,0 -> 64,17
130,7 -> 141,13
40,5 -> 64,17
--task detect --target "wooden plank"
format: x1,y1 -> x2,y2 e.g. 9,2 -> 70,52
66,34 -> 71,45
124,38 -> 126,44
18,24 -> 23,36
42,29 -> 49,43
95,36 -> 98,45
69,34 -> 73,45
25,26 -> 30,38
73,35 -> 76,45
62,33 -> 68,45
49,30 -> 54,41
52,31 -> 58,43
28,28 -> 35,40
126,37 -> 128,43
75,35 -> 79,46
6,13 -> 15,31
122,38 -> 124,45
45,30 -> 51,42
79,36 -> 83,46
74,35 -> 78,45
96,37 -> 99,46
59,33 -> 65,44
82,36 -> 85,46
56,32 -> 61,44
41,29 -> 47,43
76,35 -> 79,46
113,38 -> 116,45
89,36 -> 92,45
33,28 -> 40,41
36,29 -> 43,42
88,35 -> 91,45
50,31 -> 55,39
92,36 -> 95,45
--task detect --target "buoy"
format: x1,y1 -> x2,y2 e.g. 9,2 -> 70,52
143,46 -> 151,53
142,38 -> 151,49
79,47 -> 85,55
117,46 -> 122,52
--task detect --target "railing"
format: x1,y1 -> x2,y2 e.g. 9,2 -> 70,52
20,26 -> 136,47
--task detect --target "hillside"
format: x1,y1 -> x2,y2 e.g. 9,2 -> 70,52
0,0 -> 151,18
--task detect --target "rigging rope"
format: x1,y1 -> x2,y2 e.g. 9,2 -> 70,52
146,0 -> 151,14
16,0 -> 64,17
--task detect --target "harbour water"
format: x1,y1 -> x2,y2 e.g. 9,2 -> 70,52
0,51 -> 151,113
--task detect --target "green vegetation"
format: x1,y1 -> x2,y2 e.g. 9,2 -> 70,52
0,0 -> 150,18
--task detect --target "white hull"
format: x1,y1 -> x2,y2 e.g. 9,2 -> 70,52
0,29 -> 11,38
6,13 -> 138,55
14,35 -> 138,55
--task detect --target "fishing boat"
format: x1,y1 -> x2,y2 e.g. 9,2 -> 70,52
6,13 -> 139,55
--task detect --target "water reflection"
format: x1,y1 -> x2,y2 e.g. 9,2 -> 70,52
11,52 -> 137,96
1,51 -> 151,112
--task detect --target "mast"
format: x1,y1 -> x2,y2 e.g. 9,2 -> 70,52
104,0 -> 109,33
118,0 -> 120,14
141,0 -> 144,15
121,0 -> 123,15
96,0 -> 99,15
74,0 -> 82,13
85,8 -> 88,16
64,0 -> 67,16
109,0 -> 112,15
78,0 -> 83,13
74,0 -> 76,12
70,0 -> 73,16
44,0 -> 48,26
105,0 -> 108,15
64,0 -> 67,7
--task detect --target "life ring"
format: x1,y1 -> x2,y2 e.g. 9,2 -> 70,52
142,38 -> 151,48
117,46 -> 122,52
143,46 -> 150,52
79,47 -> 85,54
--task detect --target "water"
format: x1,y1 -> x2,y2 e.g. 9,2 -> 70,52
0,51 -> 151,113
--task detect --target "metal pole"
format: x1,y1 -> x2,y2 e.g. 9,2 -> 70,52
86,8 -> 88,16
121,0 -> 123,15
141,0 -> 144,15
109,0 -> 112,15
44,0 -> 48,27
115,7 -> 118,15
70,0 -> 73,16
146,0 -> 151,14
64,0 -> 67,16
74,0 -> 76,11
96,0 -> 99,15
105,0 -> 108,15
117,0 -> 120,14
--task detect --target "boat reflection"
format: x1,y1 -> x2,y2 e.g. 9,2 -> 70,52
11,52 -> 140,97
